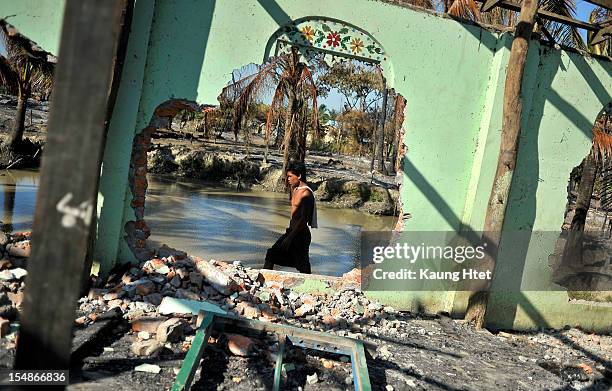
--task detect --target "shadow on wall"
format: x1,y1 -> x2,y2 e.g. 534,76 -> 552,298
143,0 -> 217,101
402,44 -> 611,330
484,47 -> 561,330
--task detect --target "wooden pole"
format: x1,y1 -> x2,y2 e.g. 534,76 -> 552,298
82,0 -> 134,296
464,0 -> 539,328
14,0 -> 127,372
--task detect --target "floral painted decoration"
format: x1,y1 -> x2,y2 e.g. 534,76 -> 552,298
301,25 -> 315,42
326,31 -> 341,47
275,18 -> 386,63
350,37 -> 364,54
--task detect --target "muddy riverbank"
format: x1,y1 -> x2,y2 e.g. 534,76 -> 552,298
147,141 -> 400,216
0,97 -> 400,216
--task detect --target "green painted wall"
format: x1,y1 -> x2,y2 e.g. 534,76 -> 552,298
2,0 -> 611,331
108,0 -> 501,267
486,46 -> 612,331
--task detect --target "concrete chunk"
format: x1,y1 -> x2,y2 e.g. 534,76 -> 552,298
134,363 -> 161,374
156,318 -> 185,343
192,257 -> 240,295
157,296 -> 226,316
131,339 -> 163,357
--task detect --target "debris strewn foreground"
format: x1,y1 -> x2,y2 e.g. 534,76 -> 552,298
0,239 -> 610,390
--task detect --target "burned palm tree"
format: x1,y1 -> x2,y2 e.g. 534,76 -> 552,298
562,109 -> 612,271
221,47 -> 318,184
0,20 -> 55,152
444,0 -> 584,49
446,0 -> 482,20
538,0 -> 585,49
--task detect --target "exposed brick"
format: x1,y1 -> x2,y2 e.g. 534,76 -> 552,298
131,196 -> 145,208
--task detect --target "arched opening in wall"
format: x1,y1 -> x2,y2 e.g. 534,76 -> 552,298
131,19 -> 408,277
551,103 -> 612,301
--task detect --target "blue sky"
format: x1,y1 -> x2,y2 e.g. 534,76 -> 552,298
576,0 -> 597,21
576,0 -> 597,40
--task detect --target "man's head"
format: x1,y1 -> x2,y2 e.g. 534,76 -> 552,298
286,161 -> 306,187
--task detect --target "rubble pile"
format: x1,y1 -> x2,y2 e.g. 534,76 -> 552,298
0,231 -> 31,337
0,237 -> 611,389
75,244 -> 396,338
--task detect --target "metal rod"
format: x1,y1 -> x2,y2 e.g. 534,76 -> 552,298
174,311 -> 373,391
272,335 -> 287,391
351,340 -> 373,391
172,312 -> 215,391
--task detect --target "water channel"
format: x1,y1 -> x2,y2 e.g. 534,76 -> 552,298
0,170 -> 396,276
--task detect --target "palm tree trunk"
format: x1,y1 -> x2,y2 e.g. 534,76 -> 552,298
282,89 -> 296,169
562,151 -> 597,268
297,98 -> 308,163
280,115 -> 294,192
463,0 -> 539,328
9,83 -> 31,150
275,89 -> 298,191
275,122 -> 284,148
282,112 -> 294,175
278,92 -> 296,149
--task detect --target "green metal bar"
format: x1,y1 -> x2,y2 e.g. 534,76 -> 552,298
173,311 -> 372,390
272,335 -> 286,391
350,340 -> 372,391
210,313 -> 375,353
172,312 -> 215,391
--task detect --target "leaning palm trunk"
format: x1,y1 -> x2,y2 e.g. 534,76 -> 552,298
0,21 -> 54,153
9,80 -> 31,149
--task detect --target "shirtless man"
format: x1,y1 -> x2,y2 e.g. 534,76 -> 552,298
263,161 -> 317,274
